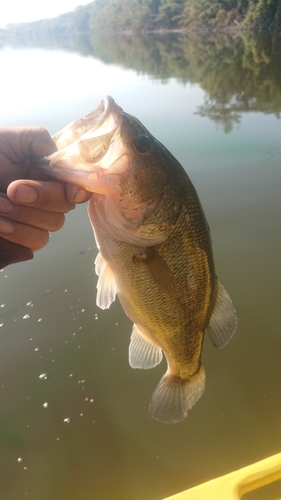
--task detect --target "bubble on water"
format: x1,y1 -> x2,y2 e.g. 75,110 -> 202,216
43,402 -> 48,408
39,373 -> 48,380
63,417 -> 71,424
23,314 -> 30,320
64,289 -> 68,293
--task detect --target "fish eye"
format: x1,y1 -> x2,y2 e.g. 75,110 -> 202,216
133,135 -> 152,153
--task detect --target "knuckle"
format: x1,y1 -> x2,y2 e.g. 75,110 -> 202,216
50,213 -> 65,232
34,230 -> 49,251
15,223 -> 49,252
36,181 -> 69,212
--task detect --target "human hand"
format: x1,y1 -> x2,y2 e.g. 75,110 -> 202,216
0,127 -> 91,265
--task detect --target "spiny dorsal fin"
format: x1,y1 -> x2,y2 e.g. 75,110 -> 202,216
206,279 -> 237,348
129,324 -> 163,369
95,252 -> 118,310
133,248 -> 177,298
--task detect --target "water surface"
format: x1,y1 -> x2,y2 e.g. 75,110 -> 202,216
0,32 -> 280,500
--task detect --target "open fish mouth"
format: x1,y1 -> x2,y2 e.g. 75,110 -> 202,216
30,96 -> 128,193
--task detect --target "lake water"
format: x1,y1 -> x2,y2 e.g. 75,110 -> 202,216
0,32 -> 280,500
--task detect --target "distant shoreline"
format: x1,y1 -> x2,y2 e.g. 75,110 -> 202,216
1,25 -> 279,40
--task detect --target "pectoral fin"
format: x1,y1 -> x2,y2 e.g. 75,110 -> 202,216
95,252 -> 118,310
129,324 -> 163,369
133,248 -> 177,298
206,279 -> 237,348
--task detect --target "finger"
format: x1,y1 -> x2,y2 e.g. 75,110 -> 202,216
0,217 -> 50,252
0,127 -> 57,191
0,195 -> 65,232
0,126 -> 57,162
0,159 -> 49,192
65,183 -> 92,204
24,126 -> 57,158
7,179 -> 75,213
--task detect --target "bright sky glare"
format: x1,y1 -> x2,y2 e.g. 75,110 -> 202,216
0,0 -> 93,28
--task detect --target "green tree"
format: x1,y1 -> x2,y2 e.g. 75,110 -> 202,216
156,0 -> 184,28
243,0 -> 281,28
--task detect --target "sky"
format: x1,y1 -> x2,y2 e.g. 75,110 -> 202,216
0,0 -> 93,28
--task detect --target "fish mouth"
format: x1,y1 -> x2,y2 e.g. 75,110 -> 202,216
30,96 -> 128,193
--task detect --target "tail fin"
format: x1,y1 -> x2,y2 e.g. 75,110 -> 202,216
148,365 -> 205,424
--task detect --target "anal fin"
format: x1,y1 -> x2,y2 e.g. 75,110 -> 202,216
206,279 -> 237,348
95,252 -> 118,310
129,324 -> 163,369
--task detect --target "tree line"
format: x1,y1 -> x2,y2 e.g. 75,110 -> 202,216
1,0 -> 281,36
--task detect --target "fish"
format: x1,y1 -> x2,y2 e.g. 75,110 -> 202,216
31,96 -> 237,424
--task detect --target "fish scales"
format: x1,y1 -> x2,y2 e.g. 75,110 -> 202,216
30,96 -> 237,424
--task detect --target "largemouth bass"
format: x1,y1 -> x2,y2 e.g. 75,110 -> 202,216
31,96 -> 237,424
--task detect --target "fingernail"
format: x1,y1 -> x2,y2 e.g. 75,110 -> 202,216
66,184 -> 88,204
0,218 -> 14,234
73,189 -> 88,203
14,185 -> 38,204
0,196 -> 13,214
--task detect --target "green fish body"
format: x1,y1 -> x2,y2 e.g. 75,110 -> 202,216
31,96 -> 237,423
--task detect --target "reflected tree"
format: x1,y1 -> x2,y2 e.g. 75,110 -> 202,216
1,29 -> 280,132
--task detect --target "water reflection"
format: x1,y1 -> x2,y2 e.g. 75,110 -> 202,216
0,31 -> 280,500
2,31 -> 281,131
